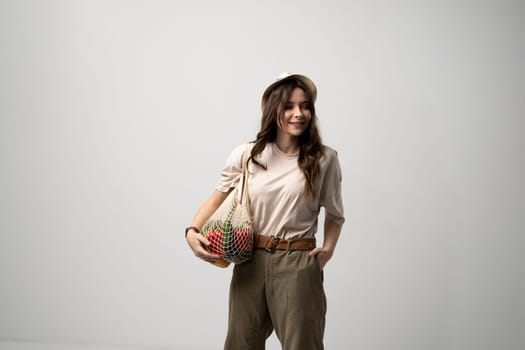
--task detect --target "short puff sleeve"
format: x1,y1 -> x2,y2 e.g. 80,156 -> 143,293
216,143 -> 250,193
319,149 -> 345,225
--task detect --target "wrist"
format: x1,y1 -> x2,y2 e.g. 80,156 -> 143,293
185,226 -> 200,238
322,246 -> 335,256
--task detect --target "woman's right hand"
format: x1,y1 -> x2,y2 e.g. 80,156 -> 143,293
185,190 -> 231,264
186,229 -> 222,263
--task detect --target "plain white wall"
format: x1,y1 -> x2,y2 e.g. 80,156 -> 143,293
1,0 -> 524,349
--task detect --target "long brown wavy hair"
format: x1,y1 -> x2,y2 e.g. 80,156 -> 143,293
250,78 -> 325,197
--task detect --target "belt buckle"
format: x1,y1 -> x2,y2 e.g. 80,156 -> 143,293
265,236 -> 280,253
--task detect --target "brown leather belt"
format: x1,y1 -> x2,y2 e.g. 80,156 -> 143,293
254,234 -> 316,252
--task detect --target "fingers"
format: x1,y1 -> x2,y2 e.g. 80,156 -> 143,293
308,247 -> 321,257
195,248 -> 222,264
186,231 -> 208,250
186,231 -> 221,263
192,232 -> 210,247
308,248 -> 332,269
196,249 -> 221,262
191,241 -> 219,261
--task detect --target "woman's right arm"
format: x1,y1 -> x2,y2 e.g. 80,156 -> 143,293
185,189 -> 231,263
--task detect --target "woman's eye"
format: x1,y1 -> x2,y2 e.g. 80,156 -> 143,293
284,104 -> 293,110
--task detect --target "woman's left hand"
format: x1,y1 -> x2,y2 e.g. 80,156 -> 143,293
308,247 -> 333,270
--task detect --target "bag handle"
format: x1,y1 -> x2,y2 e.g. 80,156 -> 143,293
238,145 -> 252,209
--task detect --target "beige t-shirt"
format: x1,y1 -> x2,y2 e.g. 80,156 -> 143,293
217,142 -> 345,240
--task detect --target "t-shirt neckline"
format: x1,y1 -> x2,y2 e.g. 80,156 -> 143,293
271,142 -> 299,159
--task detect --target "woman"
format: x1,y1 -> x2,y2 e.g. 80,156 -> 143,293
185,73 -> 345,350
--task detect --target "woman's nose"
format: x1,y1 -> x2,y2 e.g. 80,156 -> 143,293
293,105 -> 303,116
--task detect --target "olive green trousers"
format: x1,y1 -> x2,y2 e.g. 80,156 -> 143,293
224,248 -> 326,350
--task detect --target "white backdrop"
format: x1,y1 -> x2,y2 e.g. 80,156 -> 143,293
1,1 -> 524,349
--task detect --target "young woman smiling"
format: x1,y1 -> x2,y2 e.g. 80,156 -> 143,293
186,73 -> 345,350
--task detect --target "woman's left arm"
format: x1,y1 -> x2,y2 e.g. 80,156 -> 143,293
308,216 -> 342,269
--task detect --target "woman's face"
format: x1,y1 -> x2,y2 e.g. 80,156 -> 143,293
277,87 -> 312,138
